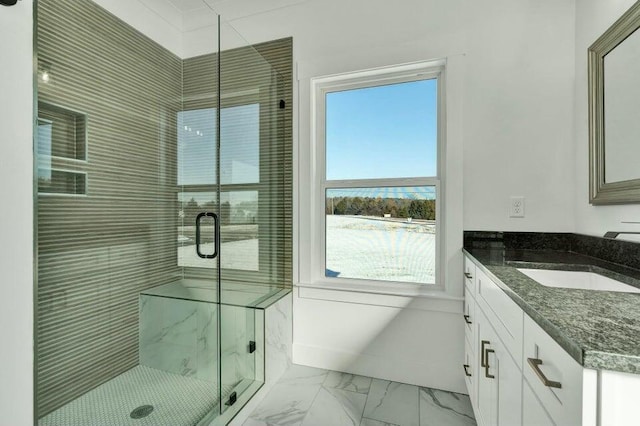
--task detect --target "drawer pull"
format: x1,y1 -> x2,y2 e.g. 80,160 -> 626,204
484,349 -> 495,379
463,314 -> 472,325
464,272 -> 473,279
480,340 -> 490,367
463,364 -> 472,377
527,358 -> 562,389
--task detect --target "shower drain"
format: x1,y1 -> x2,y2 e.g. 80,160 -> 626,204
130,405 -> 154,419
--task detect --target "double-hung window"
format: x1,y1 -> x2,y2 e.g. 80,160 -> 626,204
311,62 -> 444,291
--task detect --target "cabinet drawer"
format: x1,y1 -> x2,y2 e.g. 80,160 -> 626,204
464,255 -> 477,297
476,268 -> 523,367
464,290 -> 476,351
464,336 -> 477,410
523,314 -> 583,426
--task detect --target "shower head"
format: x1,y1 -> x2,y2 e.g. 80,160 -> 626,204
1,0 -> 19,6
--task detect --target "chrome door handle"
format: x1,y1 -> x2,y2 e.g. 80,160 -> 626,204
527,358 -> 562,389
464,272 -> 473,279
480,340 -> 490,367
484,349 -> 495,379
463,364 -> 472,377
463,314 -> 472,325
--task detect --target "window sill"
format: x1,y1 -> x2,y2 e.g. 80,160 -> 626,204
295,281 -> 462,313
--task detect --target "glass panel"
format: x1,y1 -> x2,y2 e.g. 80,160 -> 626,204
214,16 -> 288,421
178,108 -> 217,186
221,104 -> 260,185
178,191 -> 217,268
325,186 -> 437,284
221,191 -> 259,271
36,0 -> 222,425
178,191 -> 258,271
326,79 -> 438,180
220,305 -> 256,399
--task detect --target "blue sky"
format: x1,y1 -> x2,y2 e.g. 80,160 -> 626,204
326,79 -> 437,181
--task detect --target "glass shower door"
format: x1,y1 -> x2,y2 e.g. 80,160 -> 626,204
214,17 -> 287,421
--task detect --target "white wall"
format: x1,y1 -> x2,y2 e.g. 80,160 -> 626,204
0,0 -> 34,424
221,0 -> 577,393
464,0 -> 576,232
573,0 -> 640,236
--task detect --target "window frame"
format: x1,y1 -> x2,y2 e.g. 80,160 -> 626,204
309,61 -> 447,295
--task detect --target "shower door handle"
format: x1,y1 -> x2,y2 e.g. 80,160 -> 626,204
196,212 -> 219,259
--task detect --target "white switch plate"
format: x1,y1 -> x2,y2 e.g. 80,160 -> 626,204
510,196 -> 525,218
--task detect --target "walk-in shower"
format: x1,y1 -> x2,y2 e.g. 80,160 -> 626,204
34,1 -> 292,424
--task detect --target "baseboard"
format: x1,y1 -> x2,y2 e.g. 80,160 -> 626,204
293,342 -> 467,395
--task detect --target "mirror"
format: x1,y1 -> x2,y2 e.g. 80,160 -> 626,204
589,1 -> 640,204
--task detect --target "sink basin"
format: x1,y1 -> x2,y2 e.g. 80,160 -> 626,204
517,268 -> 640,293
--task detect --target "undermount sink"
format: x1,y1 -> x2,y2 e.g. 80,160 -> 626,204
517,268 -> 640,293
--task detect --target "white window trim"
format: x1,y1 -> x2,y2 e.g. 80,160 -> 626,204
305,60 -> 449,297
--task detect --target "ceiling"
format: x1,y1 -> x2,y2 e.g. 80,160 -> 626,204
138,0 -> 308,29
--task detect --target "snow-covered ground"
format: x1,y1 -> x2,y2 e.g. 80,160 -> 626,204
326,215 -> 436,284
179,239 -> 258,270
178,215 -> 436,284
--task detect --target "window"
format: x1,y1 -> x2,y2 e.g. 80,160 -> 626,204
312,63 -> 444,290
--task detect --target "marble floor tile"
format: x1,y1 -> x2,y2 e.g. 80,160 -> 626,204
247,381 -> 322,425
243,418 -> 276,426
302,387 -> 367,426
363,379 -> 419,426
244,365 -> 477,426
418,388 -> 476,426
324,371 -> 372,394
360,418 -> 400,426
279,364 -> 328,386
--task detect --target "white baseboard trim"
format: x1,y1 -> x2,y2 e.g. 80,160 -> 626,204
293,342 -> 467,395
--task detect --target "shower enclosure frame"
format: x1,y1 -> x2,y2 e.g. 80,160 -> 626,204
32,1 -> 289,423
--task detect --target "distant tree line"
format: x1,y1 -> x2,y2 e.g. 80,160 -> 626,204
326,197 -> 436,220
181,198 -> 257,226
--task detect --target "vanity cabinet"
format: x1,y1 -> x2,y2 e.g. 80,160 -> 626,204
463,253 -> 640,426
467,267 -> 523,426
523,314 -> 584,426
463,253 -> 580,426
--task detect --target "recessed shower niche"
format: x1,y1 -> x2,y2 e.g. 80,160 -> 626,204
37,101 -> 88,195
34,0 -> 292,425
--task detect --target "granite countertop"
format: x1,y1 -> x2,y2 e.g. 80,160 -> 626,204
463,232 -> 640,375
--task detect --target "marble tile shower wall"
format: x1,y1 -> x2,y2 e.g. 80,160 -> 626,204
139,295 -> 261,388
139,295 -> 217,383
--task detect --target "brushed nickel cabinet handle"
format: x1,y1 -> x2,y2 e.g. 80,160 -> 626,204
463,364 -> 472,377
480,340 -> 490,367
484,349 -> 495,379
464,272 -> 473,279
463,314 -> 472,325
527,358 -> 562,389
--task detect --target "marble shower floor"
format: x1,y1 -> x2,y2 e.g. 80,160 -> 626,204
39,365 -> 221,426
243,365 -> 476,426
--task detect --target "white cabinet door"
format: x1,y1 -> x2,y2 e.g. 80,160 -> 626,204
476,300 -> 522,426
494,333 -> 522,426
523,380 -> 555,426
476,309 -> 498,426
464,335 -> 478,410
523,314 -> 582,426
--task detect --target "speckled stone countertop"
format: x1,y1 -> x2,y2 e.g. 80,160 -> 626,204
463,231 -> 640,375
